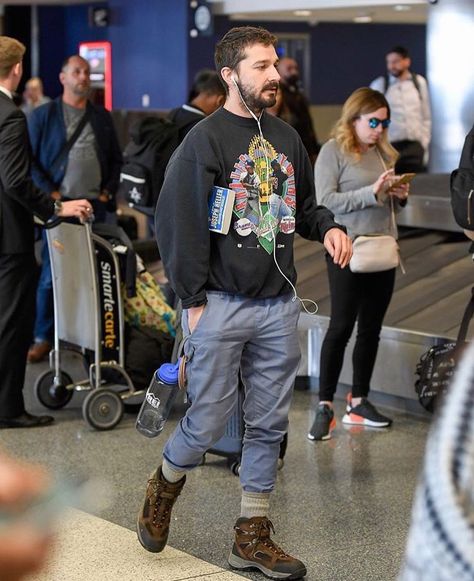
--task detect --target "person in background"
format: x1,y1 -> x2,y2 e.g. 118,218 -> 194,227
147,68 -> 226,238
170,68 -> 226,139
451,122 -> 474,245
274,57 -> 320,166
0,451 -> 53,580
308,87 -> 409,442
21,76 -> 50,117
137,26 -> 351,581
0,36 -> 92,429
370,46 -> 431,173
26,55 -> 122,364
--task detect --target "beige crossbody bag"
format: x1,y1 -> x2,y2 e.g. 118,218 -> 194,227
349,149 -> 403,274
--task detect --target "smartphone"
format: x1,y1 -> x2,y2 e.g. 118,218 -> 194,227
387,173 -> 416,192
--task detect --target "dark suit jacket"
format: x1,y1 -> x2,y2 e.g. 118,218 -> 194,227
0,90 -> 53,254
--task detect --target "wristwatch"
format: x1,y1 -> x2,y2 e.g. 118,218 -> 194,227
53,199 -> 63,216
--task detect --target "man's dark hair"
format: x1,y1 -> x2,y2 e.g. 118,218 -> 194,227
387,46 -> 410,59
187,69 -> 225,102
215,26 -> 277,92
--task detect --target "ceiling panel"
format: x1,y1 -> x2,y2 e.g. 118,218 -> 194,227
209,0 -> 428,24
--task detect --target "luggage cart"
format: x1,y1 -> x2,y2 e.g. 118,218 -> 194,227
34,221 -> 145,430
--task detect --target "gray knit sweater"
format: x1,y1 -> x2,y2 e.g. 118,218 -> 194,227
399,341 -> 474,580
314,138 -> 400,239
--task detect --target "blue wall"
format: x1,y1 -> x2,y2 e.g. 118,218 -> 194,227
310,22 -> 426,104
107,0 -> 188,110
38,4 -> 106,99
33,2 -> 426,109
210,17 -> 426,105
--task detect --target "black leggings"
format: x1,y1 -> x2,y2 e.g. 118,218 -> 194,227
319,257 -> 396,401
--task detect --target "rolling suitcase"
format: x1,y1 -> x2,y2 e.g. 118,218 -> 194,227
204,382 -> 288,475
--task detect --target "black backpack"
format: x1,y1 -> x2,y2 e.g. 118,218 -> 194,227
118,115 -> 181,215
450,125 -> 474,230
415,287 -> 474,413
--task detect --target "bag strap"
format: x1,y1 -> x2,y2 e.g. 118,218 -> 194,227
375,148 -> 397,232
457,286 -> 474,344
376,148 -> 406,274
50,107 -> 91,177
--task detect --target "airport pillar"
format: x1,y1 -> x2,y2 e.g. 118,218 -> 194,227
427,0 -> 474,172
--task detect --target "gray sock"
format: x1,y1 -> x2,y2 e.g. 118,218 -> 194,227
241,491 -> 271,518
162,459 -> 186,483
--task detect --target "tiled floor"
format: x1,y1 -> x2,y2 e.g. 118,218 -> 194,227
2,357 -> 430,581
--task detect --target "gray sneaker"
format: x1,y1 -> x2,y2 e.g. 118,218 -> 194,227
307,404 -> 336,441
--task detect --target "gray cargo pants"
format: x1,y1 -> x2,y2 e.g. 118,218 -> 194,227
163,291 -> 301,493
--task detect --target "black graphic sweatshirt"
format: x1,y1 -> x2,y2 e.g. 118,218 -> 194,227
155,107 -> 342,308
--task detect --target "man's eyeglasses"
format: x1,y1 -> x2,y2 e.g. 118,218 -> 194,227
368,117 -> 391,129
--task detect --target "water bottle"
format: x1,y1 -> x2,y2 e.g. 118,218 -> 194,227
135,361 -> 180,438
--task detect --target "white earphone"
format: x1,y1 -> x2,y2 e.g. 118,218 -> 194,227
229,71 -> 318,315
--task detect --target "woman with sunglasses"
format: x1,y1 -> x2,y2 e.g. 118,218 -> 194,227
308,87 -> 409,441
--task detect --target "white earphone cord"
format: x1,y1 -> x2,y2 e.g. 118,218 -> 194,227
232,77 -> 318,316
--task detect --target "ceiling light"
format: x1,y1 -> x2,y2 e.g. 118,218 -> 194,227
353,14 -> 373,23
393,4 -> 412,11
294,10 -> 311,17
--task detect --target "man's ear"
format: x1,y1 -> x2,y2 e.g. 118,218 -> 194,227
12,62 -> 21,76
220,67 -> 234,90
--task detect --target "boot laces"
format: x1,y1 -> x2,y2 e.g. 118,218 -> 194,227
241,518 -> 289,559
148,478 -> 178,526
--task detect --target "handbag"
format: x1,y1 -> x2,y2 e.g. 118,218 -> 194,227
415,287 -> 474,413
349,149 -> 402,274
349,233 -> 399,273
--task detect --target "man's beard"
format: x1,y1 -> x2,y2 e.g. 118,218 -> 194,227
73,84 -> 91,98
286,74 -> 299,87
235,79 -> 279,113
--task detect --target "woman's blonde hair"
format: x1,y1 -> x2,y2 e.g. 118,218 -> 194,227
331,87 -> 398,166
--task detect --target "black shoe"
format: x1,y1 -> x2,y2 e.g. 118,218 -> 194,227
307,404 -> 336,441
342,399 -> 392,428
0,412 -> 54,429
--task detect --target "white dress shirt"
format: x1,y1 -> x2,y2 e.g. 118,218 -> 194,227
0,85 -> 13,100
370,73 -> 432,156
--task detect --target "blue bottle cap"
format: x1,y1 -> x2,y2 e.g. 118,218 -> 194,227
157,360 -> 180,384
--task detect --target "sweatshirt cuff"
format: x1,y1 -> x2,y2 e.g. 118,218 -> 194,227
320,221 -> 347,242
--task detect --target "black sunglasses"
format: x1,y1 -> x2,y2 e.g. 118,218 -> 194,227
368,117 -> 391,129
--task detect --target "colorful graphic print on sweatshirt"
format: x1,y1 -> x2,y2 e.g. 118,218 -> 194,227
229,134 -> 296,254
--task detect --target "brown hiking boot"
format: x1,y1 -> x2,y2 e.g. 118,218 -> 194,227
228,516 -> 307,580
136,466 -> 186,553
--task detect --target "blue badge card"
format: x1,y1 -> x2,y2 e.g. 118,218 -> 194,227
208,186 -> 235,235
